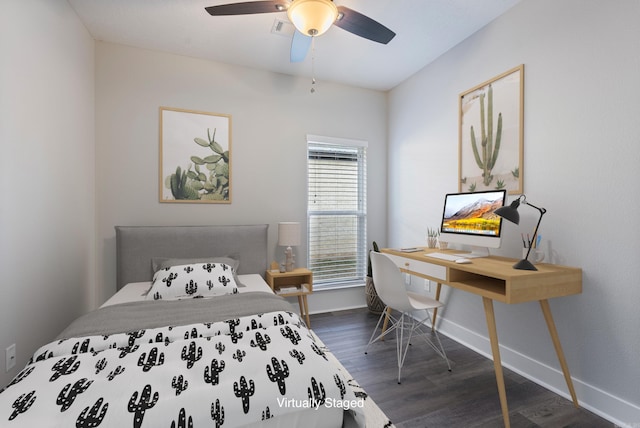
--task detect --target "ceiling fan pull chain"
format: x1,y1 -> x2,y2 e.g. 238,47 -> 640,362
310,37 -> 316,93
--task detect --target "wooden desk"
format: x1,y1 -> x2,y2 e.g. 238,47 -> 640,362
382,248 -> 582,428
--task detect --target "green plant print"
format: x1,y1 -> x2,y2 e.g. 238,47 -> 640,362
165,128 -> 230,201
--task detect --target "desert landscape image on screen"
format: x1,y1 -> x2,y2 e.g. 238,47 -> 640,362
442,193 -> 504,236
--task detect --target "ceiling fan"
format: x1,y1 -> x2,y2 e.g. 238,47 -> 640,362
205,0 -> 396,62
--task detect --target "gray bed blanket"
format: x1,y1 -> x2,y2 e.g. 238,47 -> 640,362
57,292 -> 296,340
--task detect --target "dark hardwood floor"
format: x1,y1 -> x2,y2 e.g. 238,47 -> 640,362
310,308 -> 613,428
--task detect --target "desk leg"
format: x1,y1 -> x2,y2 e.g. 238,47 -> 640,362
381,307 -> 392,340
539,299 -> 579,407
482,297 -> 510,428
432,283 -> 442,329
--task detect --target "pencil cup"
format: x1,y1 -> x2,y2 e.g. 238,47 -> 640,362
438,239 -> 448,250
523,248 -> 544,263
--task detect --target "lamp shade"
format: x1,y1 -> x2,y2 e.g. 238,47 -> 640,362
278,222 -> 301,247
287,0 -> 338,37
494,198 -> 521,224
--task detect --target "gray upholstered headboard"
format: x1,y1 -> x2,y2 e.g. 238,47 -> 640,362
115,225 -> 269,290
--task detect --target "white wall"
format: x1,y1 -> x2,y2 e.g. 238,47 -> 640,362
388,0 -> 640,425
94,42 -> 387,310
0,0 -> 95,388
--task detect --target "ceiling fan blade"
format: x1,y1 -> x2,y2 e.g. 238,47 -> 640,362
290,30 -> 312,62
205,1 -> 288,16
334,6 -> 395,44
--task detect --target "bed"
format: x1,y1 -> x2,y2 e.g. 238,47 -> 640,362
0,225 -> 392,427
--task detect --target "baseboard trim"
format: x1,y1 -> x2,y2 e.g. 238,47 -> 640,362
437,317 -> 640,427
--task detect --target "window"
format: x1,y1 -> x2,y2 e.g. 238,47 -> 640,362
307,135 -> 367,287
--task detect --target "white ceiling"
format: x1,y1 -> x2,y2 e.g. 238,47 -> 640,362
68,0 -> 521,91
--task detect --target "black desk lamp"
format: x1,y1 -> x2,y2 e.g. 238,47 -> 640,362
495,195 -> 547,271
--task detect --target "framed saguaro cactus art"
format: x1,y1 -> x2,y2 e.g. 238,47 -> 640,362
459,65 -> 524,195
159,107 -> 232,203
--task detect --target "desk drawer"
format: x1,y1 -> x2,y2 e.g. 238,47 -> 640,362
386,254 -> 446,281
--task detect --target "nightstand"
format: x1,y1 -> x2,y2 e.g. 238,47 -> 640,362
265,268 -> 313,326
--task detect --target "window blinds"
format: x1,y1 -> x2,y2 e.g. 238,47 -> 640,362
307,139 -> 367,286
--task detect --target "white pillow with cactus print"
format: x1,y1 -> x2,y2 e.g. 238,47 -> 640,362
147,262 -> 239,300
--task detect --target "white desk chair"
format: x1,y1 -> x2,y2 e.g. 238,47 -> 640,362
365,252 -> 451,383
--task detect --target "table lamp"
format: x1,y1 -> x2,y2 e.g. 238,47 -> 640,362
278,222 -> 301,272
494,194 -> 547,271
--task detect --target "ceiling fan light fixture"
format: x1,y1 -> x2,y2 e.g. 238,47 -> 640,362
287,0 -> 338,37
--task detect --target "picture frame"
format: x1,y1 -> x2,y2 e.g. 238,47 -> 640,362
459,65 -> 524,195
159,107 -> 232,203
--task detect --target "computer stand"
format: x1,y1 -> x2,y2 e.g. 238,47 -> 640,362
454,245 -> 490,259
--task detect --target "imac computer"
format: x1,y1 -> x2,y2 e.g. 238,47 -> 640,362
439,189 -> 507,258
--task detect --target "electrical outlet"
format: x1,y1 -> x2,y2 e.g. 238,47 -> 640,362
424,279 -> 431,292
6,344 -> 16,372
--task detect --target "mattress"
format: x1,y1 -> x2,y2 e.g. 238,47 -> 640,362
101,274 -> 273,307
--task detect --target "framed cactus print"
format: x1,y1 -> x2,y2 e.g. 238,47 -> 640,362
159,107 -> 232,203
459,65 -> 524,195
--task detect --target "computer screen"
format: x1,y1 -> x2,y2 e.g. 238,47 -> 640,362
439,189 -> 507,256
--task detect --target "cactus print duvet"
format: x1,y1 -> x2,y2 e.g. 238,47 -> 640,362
0,309 -> 366,427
